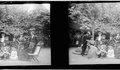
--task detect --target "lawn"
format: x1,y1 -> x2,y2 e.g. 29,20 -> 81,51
69,47 -> 120,65
0,47 -> 51,66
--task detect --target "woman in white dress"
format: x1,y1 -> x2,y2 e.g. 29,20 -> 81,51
107,45 -> 115,58
10,47 -> 18,60
98,32 -> 102,41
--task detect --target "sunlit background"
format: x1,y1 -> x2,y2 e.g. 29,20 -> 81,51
1,3 -> 50,14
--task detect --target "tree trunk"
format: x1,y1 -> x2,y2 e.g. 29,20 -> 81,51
92,20 -> 95,40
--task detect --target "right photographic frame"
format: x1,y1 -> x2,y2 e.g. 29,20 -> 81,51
69,2 -> 120,65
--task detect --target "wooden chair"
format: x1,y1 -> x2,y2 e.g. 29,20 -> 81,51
28,43 -> 42,62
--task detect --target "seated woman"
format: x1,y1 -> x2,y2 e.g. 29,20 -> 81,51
87,38 -> 98,59
4,36 -> 10,46
18,34 -> 26,50
97,35 -> 108,58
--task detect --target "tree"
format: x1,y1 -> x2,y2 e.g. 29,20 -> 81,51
69,3 -> 120,39
69,3 -> 100,39
0,4 -> 50,47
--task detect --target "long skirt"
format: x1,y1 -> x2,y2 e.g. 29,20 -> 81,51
18,49 -> 29,61
87,45 -> 98,58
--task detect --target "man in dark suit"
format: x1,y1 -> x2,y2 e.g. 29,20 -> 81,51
81,32 -> 91,56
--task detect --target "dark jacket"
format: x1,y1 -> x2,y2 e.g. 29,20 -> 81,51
81,34 -> 91,45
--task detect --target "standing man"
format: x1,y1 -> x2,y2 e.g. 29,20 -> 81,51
81,31 -> 91,56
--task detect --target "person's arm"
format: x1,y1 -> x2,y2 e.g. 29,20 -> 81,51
97,50 -> 101,54
81,44 -> 83,47
114,38 -> 118,43
100,49 -> 107,53
7,52 -> 10,55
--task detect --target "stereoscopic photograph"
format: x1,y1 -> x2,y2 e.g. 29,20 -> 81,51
1,69 -> 115,70
1,69 -> 86,70
69,3 -> 120,64
1,69 -> 93,70
0,3 -> 50,65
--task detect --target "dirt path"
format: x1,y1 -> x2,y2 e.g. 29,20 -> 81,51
0,47 -> 51,66
69,47 -> 120,65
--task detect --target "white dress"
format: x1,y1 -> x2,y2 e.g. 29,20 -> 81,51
107,49 -> 115,58
10,51 -> 18,60
1,37 -> 5,43
98,35 -> 102,41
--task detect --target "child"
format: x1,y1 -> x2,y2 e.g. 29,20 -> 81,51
107,46 -> 115,58
10,47 -> 18,60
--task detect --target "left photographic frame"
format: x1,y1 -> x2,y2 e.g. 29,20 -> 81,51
0,2 -> 51,66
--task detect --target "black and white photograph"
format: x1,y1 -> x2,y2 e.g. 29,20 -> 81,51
1,69 -> 89,70
1,69 -> 93,70
1,69 -> 115,70
0,3 -> 50,65
69,2 -> 120,64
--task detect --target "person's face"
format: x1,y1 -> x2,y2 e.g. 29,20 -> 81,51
12,48 -> 16,51
98,32 -> 102,35
86,32 -> 89,36
110,37 -> 112,40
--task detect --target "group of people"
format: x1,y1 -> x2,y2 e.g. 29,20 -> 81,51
74,31 -> 120,59
0,30 -> 41,60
